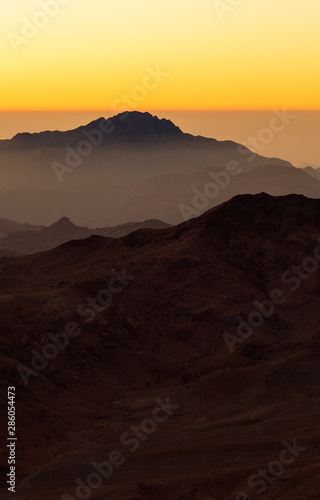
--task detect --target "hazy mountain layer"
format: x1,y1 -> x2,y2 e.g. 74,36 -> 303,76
0,112 -> 302,227
0,217 -> 171,255
0,163 -> 319,227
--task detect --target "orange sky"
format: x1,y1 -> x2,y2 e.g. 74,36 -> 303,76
1,1 -> 319,165
1,0 -> 320,111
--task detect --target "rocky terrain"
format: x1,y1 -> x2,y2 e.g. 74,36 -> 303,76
0,193 -> 320,499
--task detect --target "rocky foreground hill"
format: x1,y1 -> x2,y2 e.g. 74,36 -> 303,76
0,193 -> 320,499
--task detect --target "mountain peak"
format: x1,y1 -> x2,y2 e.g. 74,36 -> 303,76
44,217 -> 79,232
113,111 -> 182,134
85,111 -> 183,141
56,217 -> 71,224
9,111 -> 183,148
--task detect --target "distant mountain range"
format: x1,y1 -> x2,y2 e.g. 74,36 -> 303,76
0,111 -> 319,227
0,216 -> 171,255
0,218 -> 43,234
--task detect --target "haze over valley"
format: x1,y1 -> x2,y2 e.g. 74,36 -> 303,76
1,111 -> 320,228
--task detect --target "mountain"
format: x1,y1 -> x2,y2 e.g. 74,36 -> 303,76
96,218 -> 172,238
89,163 -> 320,227
0,217 -> 171,255
0,110 -> 319,228
1,163 -> 320,228
4,112 -> 183,150
0,112 -> 294,206
302,165 -> 320,181
1,193 -> 319,499
0,218 -> 43,234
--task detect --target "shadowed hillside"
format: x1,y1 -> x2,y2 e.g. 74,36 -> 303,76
0,194 -> 319,499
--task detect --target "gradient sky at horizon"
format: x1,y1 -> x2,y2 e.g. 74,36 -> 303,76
1,0 -> 320,111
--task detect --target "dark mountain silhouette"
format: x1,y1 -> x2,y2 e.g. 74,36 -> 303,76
5,112 -> 183,149
0,217 -> 171,255
1,193 -> 319,499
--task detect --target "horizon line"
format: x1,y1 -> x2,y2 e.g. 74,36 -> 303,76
1,108 -> 320,112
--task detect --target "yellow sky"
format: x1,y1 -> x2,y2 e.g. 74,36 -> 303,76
1,0 -> 320,110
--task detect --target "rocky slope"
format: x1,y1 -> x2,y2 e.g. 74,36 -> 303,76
0,193 -> 320,499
